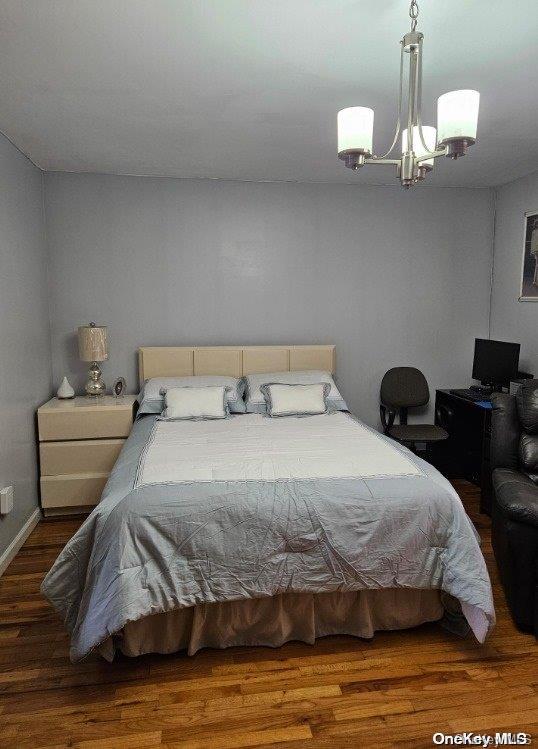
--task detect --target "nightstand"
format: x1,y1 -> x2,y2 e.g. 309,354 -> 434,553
37,395 -> 137,516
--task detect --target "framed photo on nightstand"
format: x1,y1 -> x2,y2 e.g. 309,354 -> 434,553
112,377 -> 126,398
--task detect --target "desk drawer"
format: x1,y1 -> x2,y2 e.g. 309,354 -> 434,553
40,473 -> 109,509
38,409 -> 132,441
40,439 -> 125,476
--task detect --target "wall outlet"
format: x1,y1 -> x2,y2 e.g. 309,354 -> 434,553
0,486 -> 14,515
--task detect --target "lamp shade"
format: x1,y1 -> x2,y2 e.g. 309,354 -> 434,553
78,323 -> 108,362
402,125 -> 437,166
437,90 -> 479,145
337,107 -> 374,155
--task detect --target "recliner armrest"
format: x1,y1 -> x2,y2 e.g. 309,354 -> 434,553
493,468 -> 538,528
490,393 -> 520,471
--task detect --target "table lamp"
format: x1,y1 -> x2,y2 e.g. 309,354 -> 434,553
78,322 -> 108,397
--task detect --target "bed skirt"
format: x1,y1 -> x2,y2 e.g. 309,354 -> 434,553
99,588 -> 444,660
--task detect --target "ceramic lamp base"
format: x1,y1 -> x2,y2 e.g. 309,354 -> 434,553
85,362 -> 106,397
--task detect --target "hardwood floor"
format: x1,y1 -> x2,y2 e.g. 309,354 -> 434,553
0,480 -> 537,748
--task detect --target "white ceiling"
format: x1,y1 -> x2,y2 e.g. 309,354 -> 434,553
0,0 -> 536,187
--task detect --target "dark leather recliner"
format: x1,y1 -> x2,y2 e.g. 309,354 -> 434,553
490,381 -> 538,636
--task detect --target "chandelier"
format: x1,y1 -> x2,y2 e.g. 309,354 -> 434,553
337,0 -> 480,188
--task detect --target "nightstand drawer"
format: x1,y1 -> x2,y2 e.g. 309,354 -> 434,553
38,408 -> 133,441
40,473 -> 109,509
40,439 -> 125,476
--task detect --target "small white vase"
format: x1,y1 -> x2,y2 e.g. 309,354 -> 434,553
57,376 -> 75,399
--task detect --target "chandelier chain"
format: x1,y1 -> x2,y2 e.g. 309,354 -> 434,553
409,0 -> 419,31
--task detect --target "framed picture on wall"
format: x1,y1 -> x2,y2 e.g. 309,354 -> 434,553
520,211 -> 538,301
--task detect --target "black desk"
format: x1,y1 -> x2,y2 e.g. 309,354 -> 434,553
433,389 -> 493,515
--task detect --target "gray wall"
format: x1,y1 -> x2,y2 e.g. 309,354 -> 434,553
45,172 -> 493,426
490,171 -> 538,374
0,136 -> 51,557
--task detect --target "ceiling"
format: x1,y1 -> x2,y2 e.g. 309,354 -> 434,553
0,0 -> 536,187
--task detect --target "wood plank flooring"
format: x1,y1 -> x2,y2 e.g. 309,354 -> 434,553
0,480 -> 537,748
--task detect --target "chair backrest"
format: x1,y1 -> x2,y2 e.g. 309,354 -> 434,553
380,367 -> 430,410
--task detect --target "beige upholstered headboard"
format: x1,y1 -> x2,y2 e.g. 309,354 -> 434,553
138,345 -> 336,385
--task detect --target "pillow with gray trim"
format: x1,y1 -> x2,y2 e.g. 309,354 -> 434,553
137,375 -> 245,416
261,382 -> 331,417
159,385 -> 229,420
244,370 -> 347,413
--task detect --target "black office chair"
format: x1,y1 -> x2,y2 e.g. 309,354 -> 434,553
380,367 -> 448,451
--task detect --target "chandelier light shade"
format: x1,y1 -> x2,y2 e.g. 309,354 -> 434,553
337,107 -> 374,166
402,125 -> 436,168
437,90 -> 480,156
336,0 -> 480,187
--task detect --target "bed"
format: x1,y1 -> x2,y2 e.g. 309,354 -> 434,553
41,345 -> 495,662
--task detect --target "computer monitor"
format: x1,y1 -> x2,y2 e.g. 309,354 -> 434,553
472,338 -> 520,389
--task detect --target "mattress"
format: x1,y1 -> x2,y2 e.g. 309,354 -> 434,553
41,411 -> 495,662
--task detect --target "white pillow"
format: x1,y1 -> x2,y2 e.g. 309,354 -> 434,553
138,376 -> 246,415
245,370 -> 347,413
160,386 -> 229,420
261,382 -> 330,417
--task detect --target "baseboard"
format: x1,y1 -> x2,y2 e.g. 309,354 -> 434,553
43,506 -> 91,518
0,508 -> 42,578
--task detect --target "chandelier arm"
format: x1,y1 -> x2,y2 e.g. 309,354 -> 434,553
415,36 -> 428,151
365,158 -> 400,166
376,41 -> 405,160
414,36 -> 431,154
